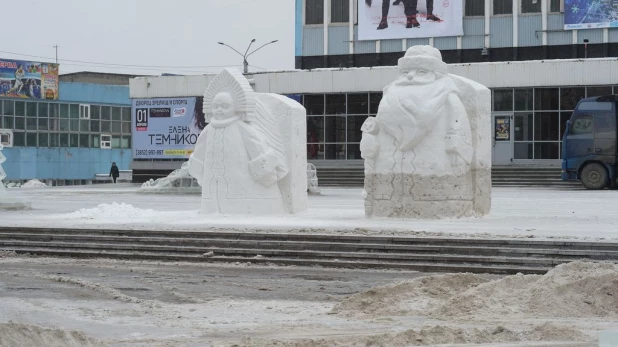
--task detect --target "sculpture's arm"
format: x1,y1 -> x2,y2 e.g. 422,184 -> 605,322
240,122 -> 285,187
187,128 -> 208,185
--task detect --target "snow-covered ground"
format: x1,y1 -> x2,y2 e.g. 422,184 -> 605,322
1,184 -> 618,240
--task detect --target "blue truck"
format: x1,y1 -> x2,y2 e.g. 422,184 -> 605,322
561,95 -> 618,190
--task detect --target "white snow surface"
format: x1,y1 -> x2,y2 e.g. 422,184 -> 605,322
21,179 -> 48,188
0,184 -> 617,240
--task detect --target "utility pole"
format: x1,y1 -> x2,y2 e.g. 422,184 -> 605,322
53,45 -> 58,64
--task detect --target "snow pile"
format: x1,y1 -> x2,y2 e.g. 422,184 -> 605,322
0,322 -> 108,347
21,179 -> 47,188
65,202 -> 156,220
331,273 -> 488,317
333,261 -> 618,320
239,323 -> 589,346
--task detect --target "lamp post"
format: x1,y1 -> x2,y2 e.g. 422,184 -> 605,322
217,39 -> 279,74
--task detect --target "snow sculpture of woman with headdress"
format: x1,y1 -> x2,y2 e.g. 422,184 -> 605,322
188,68 -> 307,215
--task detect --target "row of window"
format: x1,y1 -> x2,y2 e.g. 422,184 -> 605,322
493,86 -> 618,112
306,0 -> 563,25
0,99 -> 132,150
6,132 -> 131,149
1,100 -> 131,121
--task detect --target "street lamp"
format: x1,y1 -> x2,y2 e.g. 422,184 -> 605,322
217,39 -> 279,74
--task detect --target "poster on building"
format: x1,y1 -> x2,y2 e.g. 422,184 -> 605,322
358,0 -> 463,41
495,116 -> 510,141
0,59 -> 59,100
564,0 -> 618,30
132,97 -> 206,159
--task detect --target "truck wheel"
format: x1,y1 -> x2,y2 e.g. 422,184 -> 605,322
580,163 -> 608,190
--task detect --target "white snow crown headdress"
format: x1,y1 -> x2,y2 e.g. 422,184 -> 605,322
398,45 -> 447,75
203,68 -> 255,122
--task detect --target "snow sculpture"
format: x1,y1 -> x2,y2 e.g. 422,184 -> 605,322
140,162 -> 200,194
0,144 -> 30,210
360,45 -> 491,219
188,68 -> 307,215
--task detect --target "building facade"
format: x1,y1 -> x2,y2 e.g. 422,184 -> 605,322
295,0 -> 618,69
1,81 -> 132,185
129,0 -> 618,180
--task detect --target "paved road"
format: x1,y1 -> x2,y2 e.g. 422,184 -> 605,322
0,255 -> 441,346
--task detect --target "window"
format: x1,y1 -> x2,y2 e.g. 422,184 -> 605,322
100,134 -> 112,149
3,101 -> 14,115
112,136 -> 121,149
121,136 -> 131,149
38,103 -> 48,118
493,89 -> 513,111
79,104 -> 90,119
12,132 -> 24,146
26,102 -> 37,117
465,0 -> 485,16
494,0 -> 513,14
521,0 -> 541,13
111,107 -> 121,121
331,0 -> 349,22
69,104 -> 79,119
570,115 -> 593,135
0,130 -> 12,147
15,102 -> 25,117
306,0 -> 324,24
549,0 -> 562,12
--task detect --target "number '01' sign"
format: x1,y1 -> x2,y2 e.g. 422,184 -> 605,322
136,108 -> 148,131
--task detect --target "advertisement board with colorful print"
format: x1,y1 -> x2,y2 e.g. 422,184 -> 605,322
0,59 -> 59,100
132,97 -> 206,159
565,0 -> 618,30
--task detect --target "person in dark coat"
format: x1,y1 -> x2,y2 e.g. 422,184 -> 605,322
109,162 -> 120,183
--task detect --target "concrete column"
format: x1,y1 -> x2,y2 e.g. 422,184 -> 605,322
541,0 -> 548,46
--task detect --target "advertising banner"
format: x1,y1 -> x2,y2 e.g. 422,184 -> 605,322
132,97 -> 206,159
495,116 -> 511,141
358,0 -> 463,41
0,59 -> 59,100
564,0 -> 618,30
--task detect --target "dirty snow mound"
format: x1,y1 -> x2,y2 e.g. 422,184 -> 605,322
65,202 -> 156,219
21,179 -> 47,188
331,273 -> 489,317
0,250 -> 19,258
0,322 -> 108,347
432,261 -> 618,319
237,323 -> 590,347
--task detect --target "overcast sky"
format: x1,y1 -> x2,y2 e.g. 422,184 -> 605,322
2,0 -> 295,76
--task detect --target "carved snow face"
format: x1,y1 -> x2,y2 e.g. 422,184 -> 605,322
397,68 -> 436,86
212,92 -> 236,120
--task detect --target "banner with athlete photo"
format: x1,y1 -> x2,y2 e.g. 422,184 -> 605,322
358,0 -> 463,40
0,59 -> 59,100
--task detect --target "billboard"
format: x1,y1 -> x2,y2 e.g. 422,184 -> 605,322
132,97 -> 206,159
0,59 -> 59,100
358,0 -> 463,41
564,0 -> 618,30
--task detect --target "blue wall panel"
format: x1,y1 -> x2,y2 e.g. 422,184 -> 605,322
295,0 -> 303,56
59,83 -> 130,105
434,37 -> 457,50
518,15 -> 542,47
407,38 -> 430,48
302,26 -> 325,56
462,18 -> 485,49
354,27 -> 377,53
2,147 -> 131,180
578,29 -> 604,44
328,26 -> 350,55
610,28 -> 618,42
490,16 -> 513,48
547,14 -> 572,45
381,39 -> 403,53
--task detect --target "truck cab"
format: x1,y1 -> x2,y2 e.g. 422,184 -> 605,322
561,95 -> 618,190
